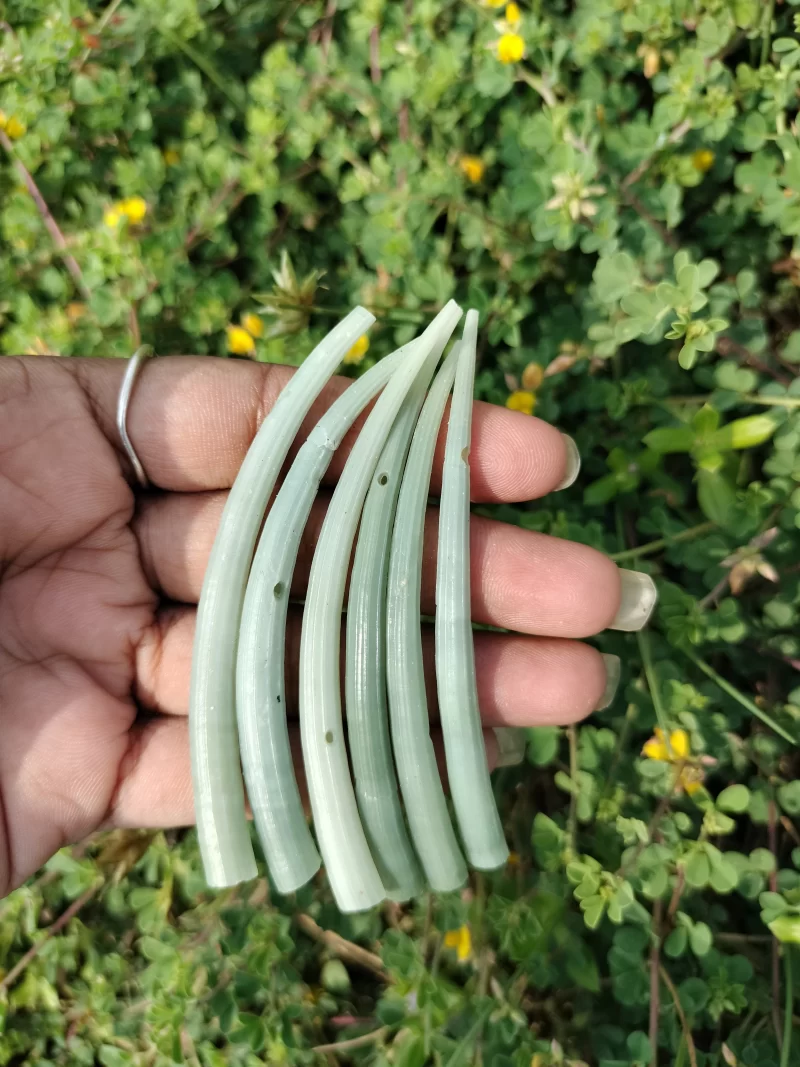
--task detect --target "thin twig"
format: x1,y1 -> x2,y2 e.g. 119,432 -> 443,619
781,949 -> 793,1067
683,651 -> 796,744
622,120 -> 692,189
716,336 -> 790,385
649,899 -> 663,1067
619,186 -> 679,248
313,1026 -> 391,1054
717,932 -> 773,945
567,724 -> 579,855
0,881 -> 101,991
610,522 -> 716,563
659,965 -> 699,1067
770,798 -> 784,1052
296,914 -> 390,981
638,628 -> 670,737
77,0 -> 124,69
517,68 -> 557,107
0,131 -> 90,300
667,867 -> 685,922
321,0 -> 337,60
369,25 -> 381,84
761,0 -> 777,68
698,572 -> 731,612
184,179 -> 242,250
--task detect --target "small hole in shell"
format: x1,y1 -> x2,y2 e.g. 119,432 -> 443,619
273,582 -> 285,598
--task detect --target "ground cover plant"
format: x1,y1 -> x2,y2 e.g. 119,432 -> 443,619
2,0 -> 800,1063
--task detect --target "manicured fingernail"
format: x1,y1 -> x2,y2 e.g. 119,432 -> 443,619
610,569 -> 658,632
555,434 -> 580,490
596,654 -> 621,710
493,727 -> 527,767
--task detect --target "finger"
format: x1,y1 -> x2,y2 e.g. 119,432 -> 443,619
135,491 -> 635,637
70,355 -> 575,501
107,716 -> 500,829
135,605 -> 614,726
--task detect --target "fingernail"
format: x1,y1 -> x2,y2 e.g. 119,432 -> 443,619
555,434 -> 580,490
493,727 -> 527,767
596,654 -> 621,710
610,569 -> 658,632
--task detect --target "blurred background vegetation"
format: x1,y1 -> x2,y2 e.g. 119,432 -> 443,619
3,0 -> 800,1064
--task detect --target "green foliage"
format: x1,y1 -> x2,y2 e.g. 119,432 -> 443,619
3,0 -> 800,1064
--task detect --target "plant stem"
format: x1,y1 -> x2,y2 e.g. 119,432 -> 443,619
743,394 -> 800,409
781,949 -> 794,1067
296,914 -> 389,980
682,651 -> 796,745
78,0 -> 124,68
157,27 -> 246,110
313,1027 -> 391,1054
0,131 -> 91,301
761,0 -> 777,68
637,629 -> 670,737
659,965 -> 698,1067
649,898 -> 662,1067
567,723 -> 579,855
0,880 -> 102,991
610,522 -> 716,562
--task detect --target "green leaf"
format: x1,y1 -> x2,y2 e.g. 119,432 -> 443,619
321,959 -> 351,994
644,427 -> 695,453
526,726 -> 561,767
717,784 -> 750,813
690,922 -> 713,957
230,1013 -> 265,1052
678,977 -> 710,1015
779,780 -> 800,815
594,252 -> 640,303
695,467 -> 736,526
665,926 -> 688,958
684,850 -> 711,888
394,1033 -> 426,1067
583,900 -> 605,929
768,914 -> 800,945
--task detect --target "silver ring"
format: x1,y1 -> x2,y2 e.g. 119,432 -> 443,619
117,345 -> 154,488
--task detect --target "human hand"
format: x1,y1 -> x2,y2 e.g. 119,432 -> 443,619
0,354 -> 655,895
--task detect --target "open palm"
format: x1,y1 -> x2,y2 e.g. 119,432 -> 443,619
0,353 -> 652,896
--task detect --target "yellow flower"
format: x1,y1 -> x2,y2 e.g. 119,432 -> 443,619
443,925 -> 472,962
119,196 -> 148,223
692,149 -> 715,173
343,334 -> 370,365
505,2 -> 521,26
642,728 -> 704,795
242,312 -> 264,338
643,727 -> 690,761
226,324 -> 256,355
497,32 -> 525,63
506,389 -> 536,415
459,155 -> 485,183
5,116 -> 25,140
485,0 -> 505,7
163,148 -> 180,166
521,361 -> 543,391
639,45 -> 660,79
103,208 -> 121,228
0,111 -> 5,129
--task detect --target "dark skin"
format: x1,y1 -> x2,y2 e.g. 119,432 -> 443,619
0,354 -> 634,896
